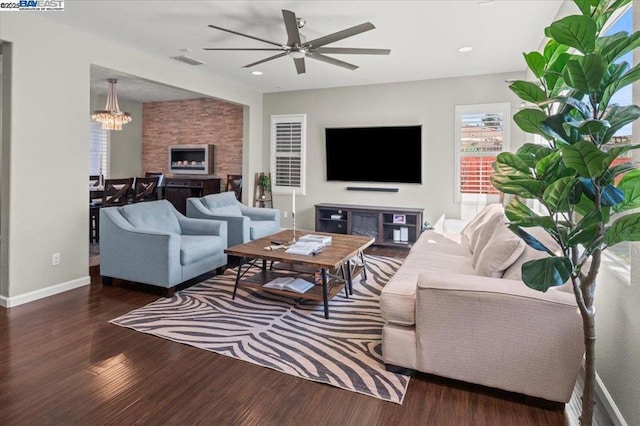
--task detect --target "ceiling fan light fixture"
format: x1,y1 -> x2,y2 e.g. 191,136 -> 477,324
251,70 -> 263,75
289,50 -> 306,59
458,46 -> 473,53
91,78 -> 132,131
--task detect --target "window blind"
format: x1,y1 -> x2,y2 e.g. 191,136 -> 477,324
270,114 -> 306,194
89,120 -> 108,177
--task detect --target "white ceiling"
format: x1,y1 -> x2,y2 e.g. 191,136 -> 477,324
44,1 -> 566,102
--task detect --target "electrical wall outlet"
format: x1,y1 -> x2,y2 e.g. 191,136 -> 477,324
51,252 -> 61,266
283,211 -> 288,218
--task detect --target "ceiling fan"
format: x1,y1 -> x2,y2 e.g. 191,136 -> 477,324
203,10 -> 390,74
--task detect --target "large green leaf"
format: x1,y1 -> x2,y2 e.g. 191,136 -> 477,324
505,199 -> 555,228
601,31 -> 640,63
567,210 -> 604,247
535,151 -> 563,179
573,0 -> 593,15
513,108 -> 549,137
564,54 -> 607,94
545,53 -> 572,97
522,257 -> 573,292
599,106 -> 640,145
599,62 -> 630,95
601,63 -> 640,109
614,170 -> 640,213
495,152 -> 532,175
561,141 -> 608,177
509,225 -> 557,254
524,51 -> 546,79
565,118 -> 611,137
510,81 -> 547,103
543,176 -> 577,213
490,174 -> 545,199
601,162 -> 636,185
550,15 -> 597,54
516,143 -> 553,168
539,114 -> 580,145
575,193 -> 611,223
537,96 -> 590,119
604,213 -> 640,246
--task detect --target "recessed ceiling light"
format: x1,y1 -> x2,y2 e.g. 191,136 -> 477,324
458,46 -> 473,53
251,71 -> 263,76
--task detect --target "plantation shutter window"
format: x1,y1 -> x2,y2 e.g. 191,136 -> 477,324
89,120 -> 109,177
270,114 -> 306,195
454,103 -> 510,204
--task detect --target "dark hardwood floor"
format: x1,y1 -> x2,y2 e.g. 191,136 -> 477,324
0,248 -> 609,425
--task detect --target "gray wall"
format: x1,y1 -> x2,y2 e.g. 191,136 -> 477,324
263,72 -> 526,231
90,93 -> 143,179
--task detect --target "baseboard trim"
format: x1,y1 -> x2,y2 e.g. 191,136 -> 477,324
596,371 -> 628,426
0,276 -> 90,308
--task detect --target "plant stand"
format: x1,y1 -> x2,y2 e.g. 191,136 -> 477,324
253,172 -> 273,208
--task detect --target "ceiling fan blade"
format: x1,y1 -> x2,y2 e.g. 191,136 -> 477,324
282,9 -> 302,46
203,48 -> 284,51
294,57 -> 306,74
307,53 -> 358,71
315,47 -> 391,55
243,52 -> 289,68
305,22 -> 375,49
207,24 -> 282,47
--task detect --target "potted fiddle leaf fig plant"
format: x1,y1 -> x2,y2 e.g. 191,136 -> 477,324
491,0 -> 640,424
258,174 -> 271,199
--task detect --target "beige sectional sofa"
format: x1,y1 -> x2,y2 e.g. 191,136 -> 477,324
380,204 -> 585,404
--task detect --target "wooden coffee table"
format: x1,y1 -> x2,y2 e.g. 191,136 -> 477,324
225,229 -> 374,319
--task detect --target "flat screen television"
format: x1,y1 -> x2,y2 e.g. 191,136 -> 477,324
325,125 -> 422,184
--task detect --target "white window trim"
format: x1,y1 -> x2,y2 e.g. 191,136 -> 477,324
270,113 -> 307,195
454,102 -> 511,204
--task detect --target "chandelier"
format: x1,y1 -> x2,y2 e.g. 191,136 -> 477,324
91,78 -> 132,131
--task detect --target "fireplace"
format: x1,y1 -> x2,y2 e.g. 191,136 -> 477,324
168,144 -> 215,175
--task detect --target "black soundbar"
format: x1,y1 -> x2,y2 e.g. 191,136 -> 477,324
346,187 -> 399,192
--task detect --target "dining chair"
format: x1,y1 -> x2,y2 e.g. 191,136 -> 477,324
103,178 -> 134,207
132,176 -> 160,203
226,174 -> 243,201
145,172 -> 164,199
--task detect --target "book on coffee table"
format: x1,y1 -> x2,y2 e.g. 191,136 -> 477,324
263,277 -> 314,293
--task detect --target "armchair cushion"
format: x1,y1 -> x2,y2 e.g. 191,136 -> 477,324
120,201 -> 181,235
208,204 -> 242,217
180,235 -> 225,265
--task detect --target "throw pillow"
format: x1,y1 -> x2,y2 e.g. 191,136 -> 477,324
502,226 -> 562,280
474,224 -> 526,278
460,204 -> 504,242
470,212 -> 506,266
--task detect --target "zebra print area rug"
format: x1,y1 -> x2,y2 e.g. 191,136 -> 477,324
110,255 -> 409,404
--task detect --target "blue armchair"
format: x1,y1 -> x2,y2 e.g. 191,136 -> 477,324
100,200 -> 227,293
186,191 -> 280,248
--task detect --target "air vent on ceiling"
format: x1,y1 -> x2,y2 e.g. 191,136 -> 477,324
170,54 -> 206,66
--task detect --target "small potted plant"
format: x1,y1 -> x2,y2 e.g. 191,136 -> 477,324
258,174 -> 271,199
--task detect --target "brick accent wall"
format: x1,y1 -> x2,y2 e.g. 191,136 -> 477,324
142,98 -> 243,190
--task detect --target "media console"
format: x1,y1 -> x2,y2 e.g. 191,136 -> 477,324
314,203 -> 424,248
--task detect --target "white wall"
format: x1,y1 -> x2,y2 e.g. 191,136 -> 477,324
263,73 -> 526,231
592,6 -> 640,422
0,13 -> 263,304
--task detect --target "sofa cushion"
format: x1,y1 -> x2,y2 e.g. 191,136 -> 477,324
202,191 -> 239,209
471,213 -> 507,267
208,204 -> 242,217
461,204 -> 504,247
410,230 -> 471,257
249,220 -> 279,240
380,235 -> 476,327
474,224 -> 526,278
180,235 -> 224,265
120,200 -> 181,234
